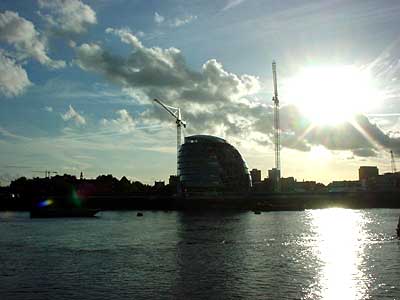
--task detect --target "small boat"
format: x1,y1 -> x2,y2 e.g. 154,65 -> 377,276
30,207 -> 100,218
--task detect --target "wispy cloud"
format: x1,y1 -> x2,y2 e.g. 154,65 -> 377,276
101,109 -> 136,133
222,0 -> 246,11
154,12 -> 165,24
153,12 -> 197,27
61,105 -> 86,126
0,126 -> 31,141
170,15 -> 197,27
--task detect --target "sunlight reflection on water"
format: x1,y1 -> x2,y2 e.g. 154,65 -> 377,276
308,208 -> 370,300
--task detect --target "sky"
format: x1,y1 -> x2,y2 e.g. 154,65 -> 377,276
1,0 -> 400,185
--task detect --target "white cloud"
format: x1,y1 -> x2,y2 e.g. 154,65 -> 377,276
0,51 -> 31,97
0,10 -> 65,69
154,12 -> 165,24
105,27 -> 143,49
154,12 -> 197,27
38,0 -> 97,35
222,0 -> 245,11
61,105 -> 86,125
44,106 -> 53,112
171,15 -> 197,27
74,29 -> 261,140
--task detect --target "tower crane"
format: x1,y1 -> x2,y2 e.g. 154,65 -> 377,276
272,60 -> 281,191
153,99 -> 186,175
390,150 -> 397,173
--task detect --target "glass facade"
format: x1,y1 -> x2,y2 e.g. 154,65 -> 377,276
178,135 -> 251,195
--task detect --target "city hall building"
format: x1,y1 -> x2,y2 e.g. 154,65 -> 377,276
178,135 -> 251,196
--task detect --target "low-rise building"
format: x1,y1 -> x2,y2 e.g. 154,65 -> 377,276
250,169 -> 262,184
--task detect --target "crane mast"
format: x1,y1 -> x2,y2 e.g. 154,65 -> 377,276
272,61 -> 281,185
153,99 -> 186,175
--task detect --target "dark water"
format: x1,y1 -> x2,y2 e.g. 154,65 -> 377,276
1,209 -> 399,300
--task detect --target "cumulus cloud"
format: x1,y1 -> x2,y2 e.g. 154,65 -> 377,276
101,109 -> 136,133
0,10 -> 65,68
74,34 -> 262,144
0,51 -> 31,97
105,27 -> 143,49
76,28 -> 259,103
61,105 -> 86,125
38,0 -> 97,35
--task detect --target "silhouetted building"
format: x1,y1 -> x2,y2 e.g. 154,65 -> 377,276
169,175 -> 179,186
250,169 -> 261,183
359,166 -> 378,181
327,180 -> 362,192
178,135 -> 251,196
365,172 -> 400,191
154,181 -> 165,189
359,166 -> 379,190
280,177 -> 295,192
268,168 -> 281,192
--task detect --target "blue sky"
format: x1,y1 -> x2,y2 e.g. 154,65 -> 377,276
1,0 -> 400,185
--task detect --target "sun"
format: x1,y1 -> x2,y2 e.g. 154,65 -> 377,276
284,65 -> 382,125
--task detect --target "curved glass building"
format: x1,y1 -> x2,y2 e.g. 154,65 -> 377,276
178,135 -> 251,195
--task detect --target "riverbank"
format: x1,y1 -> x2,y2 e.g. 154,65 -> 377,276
2,191 -> 399,211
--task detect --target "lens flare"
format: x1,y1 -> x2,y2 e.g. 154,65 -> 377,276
37,199 -> 54,208
71,189 -> 82,207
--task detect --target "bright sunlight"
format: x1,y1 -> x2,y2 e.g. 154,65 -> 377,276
284,65 -> 382,125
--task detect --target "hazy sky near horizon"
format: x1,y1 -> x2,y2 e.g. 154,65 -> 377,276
1,0 -> 400,185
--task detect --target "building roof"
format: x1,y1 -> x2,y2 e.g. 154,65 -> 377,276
185,135 -> 226,144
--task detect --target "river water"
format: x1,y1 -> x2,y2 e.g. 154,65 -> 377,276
1,209 -> 399,299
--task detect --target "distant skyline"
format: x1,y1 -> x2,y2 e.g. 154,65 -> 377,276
1,0 -> 400,185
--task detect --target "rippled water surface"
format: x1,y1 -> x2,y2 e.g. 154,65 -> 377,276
1,209 -> 400,299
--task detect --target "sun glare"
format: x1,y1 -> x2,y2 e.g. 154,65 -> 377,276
284,65 -> 382,125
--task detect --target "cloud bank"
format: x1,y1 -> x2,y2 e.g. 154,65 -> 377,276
73,28 -> 400,158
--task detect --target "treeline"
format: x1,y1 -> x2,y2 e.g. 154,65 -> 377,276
0,174 -> 176,211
